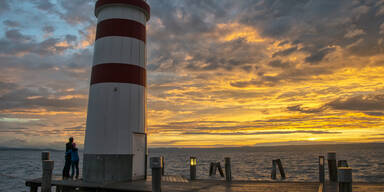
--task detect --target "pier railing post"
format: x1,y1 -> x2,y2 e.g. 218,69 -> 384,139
328,152 -> 337,182
319,156 -> 325,183
42,160 -> 54,192
271,160 -> 277,180
150,157 -> 162,192
338,167 -> 352,192
190,157 -> 197,180
225,157 -> 232,182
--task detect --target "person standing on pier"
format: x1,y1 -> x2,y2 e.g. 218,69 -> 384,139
62,137 -> 73,178
70,143 -> 80,179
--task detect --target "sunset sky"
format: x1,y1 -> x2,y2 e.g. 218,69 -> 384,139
1,0 -> 384,149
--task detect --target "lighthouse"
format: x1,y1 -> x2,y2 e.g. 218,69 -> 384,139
83,0 -> 150,183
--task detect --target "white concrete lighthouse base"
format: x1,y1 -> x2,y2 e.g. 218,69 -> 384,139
83,154 -> 139,183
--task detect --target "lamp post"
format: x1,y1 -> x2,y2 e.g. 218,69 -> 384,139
190,157 -> 197,180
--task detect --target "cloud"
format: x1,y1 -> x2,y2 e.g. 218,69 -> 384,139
3,20 -> 20,28
0,86 -> 87,112
364,112 -> 384,116
287,105 -> 326,114
0,0 -> 10,15
305,47 -> 335,64
5,30 -> 31,42
182,130 -> 341,136
57,0 -> 96,25
31,0 -> 56,11
327,94 -> 384,111
1,0 -> 384,148
43,26 -> 55,33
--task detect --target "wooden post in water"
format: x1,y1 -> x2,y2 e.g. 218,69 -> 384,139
190,157 -> 197,180
41,160 -> 54,192
160,156 -> 165,176
271,160 -> 277,180
209,162 -> 217,176
150,157 -> 162,192
328,152 -> 337,182
338,160 -> 348,167
276,159 -> 286,179
209,162 -> 213,176
319,156 -> 325,183
225,157 -> 232,182
217,162 -> 225,177
338,167 -> 352,192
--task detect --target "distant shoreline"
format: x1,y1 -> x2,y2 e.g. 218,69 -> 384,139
1,142 -> 383,152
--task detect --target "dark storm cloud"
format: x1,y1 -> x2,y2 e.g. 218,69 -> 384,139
327,94 -> 384,111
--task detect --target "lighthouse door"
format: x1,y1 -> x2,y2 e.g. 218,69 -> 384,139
132,133 -> 146,180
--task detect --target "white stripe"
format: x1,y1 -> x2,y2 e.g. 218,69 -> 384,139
84,83 -> 146,154
97,5 -> 146,25
93,36 -> 146,68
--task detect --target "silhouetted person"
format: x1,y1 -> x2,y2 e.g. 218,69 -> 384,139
70,143 -> 79,179
62,137 -> 73,178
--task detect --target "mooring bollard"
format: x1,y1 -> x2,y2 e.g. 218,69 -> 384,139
338,160 -> 348,167
328,152 -> 337,182
160,156 -> 165,176
190,157 -> 197,180
319,156 -> 325,183
150,157 -> 162,192
276,159 -> 286,179
42,151 -> 50,161
225,157 -> 232,182
42,160 -> 54,192
338,167 -> 352,192
271,160 -> 277,180
41,151 -> 50,170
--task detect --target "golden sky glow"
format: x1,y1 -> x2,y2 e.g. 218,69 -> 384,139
0,0 -> 384,148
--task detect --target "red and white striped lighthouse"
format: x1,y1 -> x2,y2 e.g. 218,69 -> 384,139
83,0 -> 150,183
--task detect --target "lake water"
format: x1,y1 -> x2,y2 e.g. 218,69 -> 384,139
1,143 -> 383,192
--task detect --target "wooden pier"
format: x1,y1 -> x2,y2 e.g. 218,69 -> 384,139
26,176 -> 384,192
28,152 -> 384,192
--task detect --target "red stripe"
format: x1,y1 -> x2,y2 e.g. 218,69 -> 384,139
96,19 -> 146,42
91,63 -> 146,87
95,0 -> 150,20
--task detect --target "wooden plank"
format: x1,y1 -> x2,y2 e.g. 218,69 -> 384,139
27,176 -> 384,192
318,183 -> 324,192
